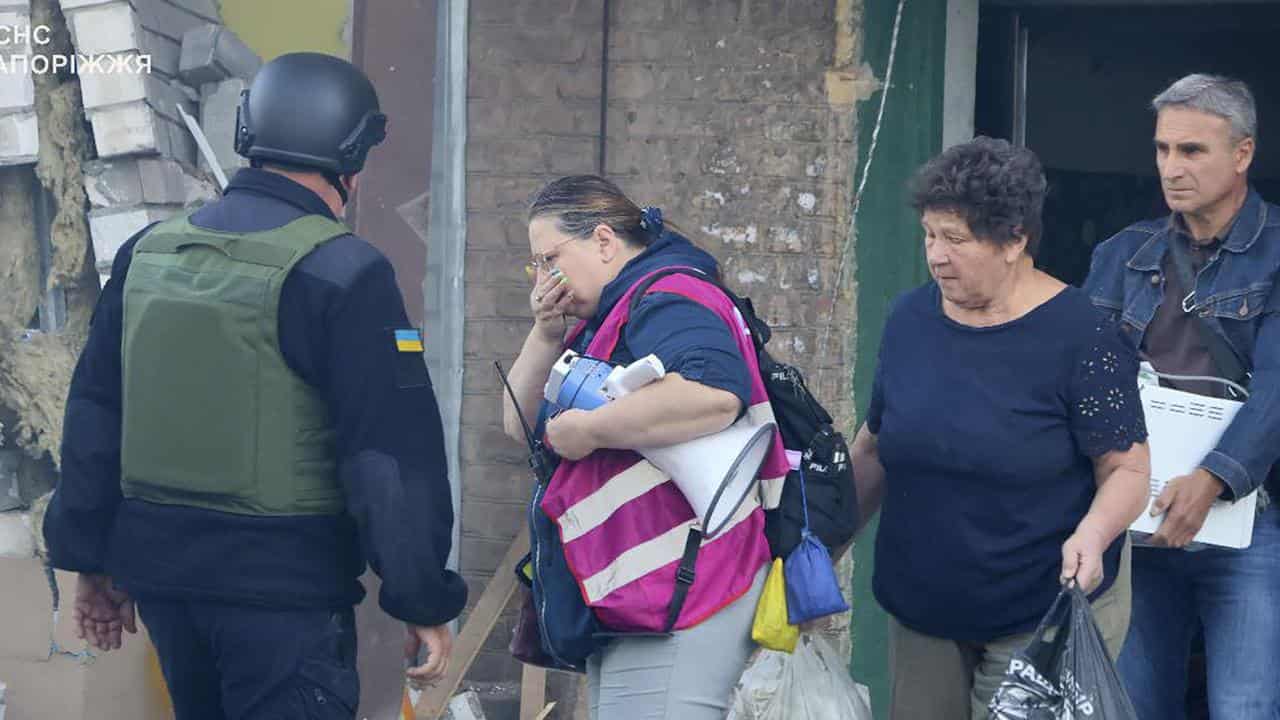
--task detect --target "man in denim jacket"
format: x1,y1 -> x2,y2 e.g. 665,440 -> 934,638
1084,74 -> 1280,719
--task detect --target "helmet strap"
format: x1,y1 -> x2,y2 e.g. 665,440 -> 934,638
324,171 -> 350,206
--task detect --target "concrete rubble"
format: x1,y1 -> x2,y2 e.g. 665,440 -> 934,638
0,0 -> 85,523
84,155 -> 217,279
443,690 -> 489,720
179,22 -> 258,179
178,22 -> 259,85
53,0 -> 258,280
0,0 -> 248,520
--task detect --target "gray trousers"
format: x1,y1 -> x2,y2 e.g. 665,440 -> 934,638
586,566 -> 767,720
889,538 -> 1132,720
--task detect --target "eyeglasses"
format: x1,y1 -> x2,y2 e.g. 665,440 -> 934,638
524,235 -> 577,277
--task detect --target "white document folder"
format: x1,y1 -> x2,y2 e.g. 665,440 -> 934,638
1130,383 -> 1257,549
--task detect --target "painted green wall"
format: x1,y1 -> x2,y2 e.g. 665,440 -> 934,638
850,0 -> 947,717
218,0 -> 351,61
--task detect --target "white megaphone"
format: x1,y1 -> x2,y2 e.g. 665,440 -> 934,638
545,350 -> 776,536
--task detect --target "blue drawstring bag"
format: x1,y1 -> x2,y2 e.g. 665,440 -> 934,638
783,466 -> 850,624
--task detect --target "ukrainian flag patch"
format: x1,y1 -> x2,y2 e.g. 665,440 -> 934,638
394,328 -> 424,353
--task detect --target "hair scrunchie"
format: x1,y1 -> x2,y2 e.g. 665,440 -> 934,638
639,206 -> 664,238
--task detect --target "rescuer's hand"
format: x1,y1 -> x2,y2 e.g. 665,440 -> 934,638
405,622 -> 453,687
73,573 -> 137,652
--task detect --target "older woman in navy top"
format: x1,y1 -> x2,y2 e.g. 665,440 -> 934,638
851,137 -> 1152,720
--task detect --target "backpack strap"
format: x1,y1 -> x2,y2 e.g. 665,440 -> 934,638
663,527 -> 703,633
625,267 -> 771,352
630,269 -> 836,428
621,267 -> 765,633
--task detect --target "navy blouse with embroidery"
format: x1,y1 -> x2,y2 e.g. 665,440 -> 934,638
867,282 -> 1147,642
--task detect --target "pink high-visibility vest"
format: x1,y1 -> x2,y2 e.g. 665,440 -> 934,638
540,268 -> 788,631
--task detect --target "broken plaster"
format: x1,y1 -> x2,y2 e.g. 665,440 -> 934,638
0,0 -> 98,468
0,9 -> 97,641
701,223 -> 757,246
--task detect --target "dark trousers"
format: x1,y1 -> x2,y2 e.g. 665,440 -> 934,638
137,599 -> 359,720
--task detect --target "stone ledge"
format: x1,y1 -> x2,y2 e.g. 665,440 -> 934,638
88,204 -> 180,273
66,0 -> 143,55
179,23 -> 258,86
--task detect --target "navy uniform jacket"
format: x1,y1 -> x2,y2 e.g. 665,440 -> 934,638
44,168 -> 467,628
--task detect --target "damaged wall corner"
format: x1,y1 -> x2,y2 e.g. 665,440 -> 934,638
6,0 -> 96,456
0,169 -> 40,339
0,6 -> 184,719
0,162 -> 64,516
33,0 -> 96,336
68,3 -> 250,284
0,165 -> 43,470
0,0 -> 99,561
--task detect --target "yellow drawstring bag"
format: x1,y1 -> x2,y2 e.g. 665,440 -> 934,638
751,558 -> 799,653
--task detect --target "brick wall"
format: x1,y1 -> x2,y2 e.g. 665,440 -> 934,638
60,0 -> 257,282
461,0 -> 605,705
605,1 -> 856,424
460,0 -> 858,712
0,0 -> 39,166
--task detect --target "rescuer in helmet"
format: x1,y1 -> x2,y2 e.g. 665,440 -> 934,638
45,52 -> 464,719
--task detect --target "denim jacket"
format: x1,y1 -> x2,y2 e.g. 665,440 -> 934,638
1084,188 -> 1280,501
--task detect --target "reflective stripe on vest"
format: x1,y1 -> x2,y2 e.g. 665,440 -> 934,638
540,269 -> 788,632
555,400 -> 783,546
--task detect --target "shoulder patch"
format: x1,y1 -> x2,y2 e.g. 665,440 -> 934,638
389,327 -> 430,388
394,328 -> 424,353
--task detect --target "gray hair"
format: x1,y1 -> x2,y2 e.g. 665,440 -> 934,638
1152,74 -> 1257,141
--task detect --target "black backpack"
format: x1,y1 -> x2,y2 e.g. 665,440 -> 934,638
627,268 -> 859,558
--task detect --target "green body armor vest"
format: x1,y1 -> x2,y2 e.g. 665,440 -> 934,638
120,214 -> 350,516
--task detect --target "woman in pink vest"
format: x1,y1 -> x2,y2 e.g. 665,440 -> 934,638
501,175 -> 787,719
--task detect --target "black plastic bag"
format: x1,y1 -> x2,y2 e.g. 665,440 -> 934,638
988,585 -> 1137,720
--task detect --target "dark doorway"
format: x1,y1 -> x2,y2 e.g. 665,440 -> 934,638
976,2 -> 1280,287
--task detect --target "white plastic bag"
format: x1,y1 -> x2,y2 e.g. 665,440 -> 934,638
727,634 -> 873,720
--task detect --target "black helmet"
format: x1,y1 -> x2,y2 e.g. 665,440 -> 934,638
235,52 -> 387,177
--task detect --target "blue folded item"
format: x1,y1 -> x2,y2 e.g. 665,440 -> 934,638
784,466 -> 850,624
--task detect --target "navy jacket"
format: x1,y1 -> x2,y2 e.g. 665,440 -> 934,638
1084,188 -> 1280,501
545,229 -> 752,424
44,168 -> 467,627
